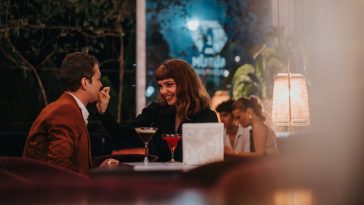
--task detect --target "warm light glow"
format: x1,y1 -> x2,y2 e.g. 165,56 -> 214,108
274,189 -> 313,205
211,90 -> 230,111
272,73 -> 310,126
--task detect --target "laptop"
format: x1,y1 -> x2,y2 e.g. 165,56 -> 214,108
182,123 -> 224,166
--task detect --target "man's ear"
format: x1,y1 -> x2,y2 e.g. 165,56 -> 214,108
80,77 -> 89,90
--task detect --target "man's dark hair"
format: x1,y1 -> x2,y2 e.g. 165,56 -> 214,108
59,52 -> 99,91
215,99 -> 235,113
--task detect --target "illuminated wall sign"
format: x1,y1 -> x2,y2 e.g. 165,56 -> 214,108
189,20 -> 227,74
146,0 -> 270,101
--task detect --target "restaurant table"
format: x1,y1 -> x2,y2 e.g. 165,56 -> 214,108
0,159 -> 215,205
125,162 -> 196,171
90,162 -> 198,188
91,162 -> 196,173
87,162 -> 216,205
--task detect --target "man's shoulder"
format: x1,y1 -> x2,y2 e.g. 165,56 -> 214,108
51,95 -> 78,110
40,95 -> 80,118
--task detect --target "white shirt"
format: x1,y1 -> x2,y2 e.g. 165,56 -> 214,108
223,125 -> 251,153
67,92 -> 89,125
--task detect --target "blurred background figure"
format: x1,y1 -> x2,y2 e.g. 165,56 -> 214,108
232,96 -> 279,157
215,99 -> 252,155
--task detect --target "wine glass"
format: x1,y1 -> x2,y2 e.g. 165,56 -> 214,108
162,134 -> 182,163
135,127 -> 158,164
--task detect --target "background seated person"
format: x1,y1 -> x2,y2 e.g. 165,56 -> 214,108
215,100 -> 252,155
231,96 -> 279,157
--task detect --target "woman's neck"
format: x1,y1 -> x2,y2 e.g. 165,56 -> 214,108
251,115 -> 263,127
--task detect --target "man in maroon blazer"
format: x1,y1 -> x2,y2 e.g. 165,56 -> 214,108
23,52 -> 110,174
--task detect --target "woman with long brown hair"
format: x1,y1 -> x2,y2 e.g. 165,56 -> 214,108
231,96 -> 279,157
97,59 -> 217,162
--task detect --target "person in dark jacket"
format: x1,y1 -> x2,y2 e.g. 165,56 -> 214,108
97,59 -> 218,162
23,52 -> 107,174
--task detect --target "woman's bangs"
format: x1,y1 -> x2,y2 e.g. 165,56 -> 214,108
155,64 -> 173,81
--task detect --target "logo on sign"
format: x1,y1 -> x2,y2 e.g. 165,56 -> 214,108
189,20 -> 227,72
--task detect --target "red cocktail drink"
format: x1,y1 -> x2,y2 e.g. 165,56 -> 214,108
162,134 -> 182,162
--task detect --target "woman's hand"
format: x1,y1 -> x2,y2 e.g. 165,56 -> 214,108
224,146 -> 236,155
96,87 -> 110,115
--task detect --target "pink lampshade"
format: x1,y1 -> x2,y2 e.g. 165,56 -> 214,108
272,73 -> 310,126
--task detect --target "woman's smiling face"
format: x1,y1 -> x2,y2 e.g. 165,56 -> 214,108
158,78 -> 177,106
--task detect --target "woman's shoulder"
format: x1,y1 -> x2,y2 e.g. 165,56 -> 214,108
253,121 -> 269,136
193,107 -> 218,122
143,102 -> 173,114
252,122 -> 278,143
201,107 -> 217,115
145,101 -> 162,109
